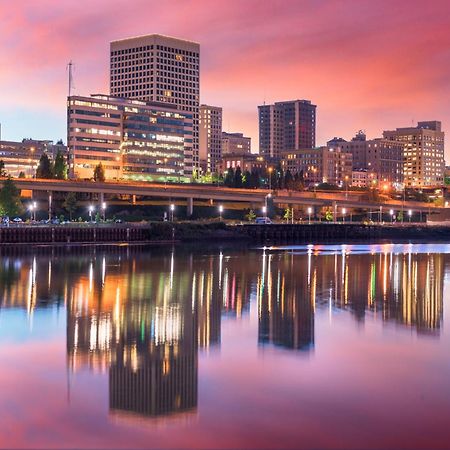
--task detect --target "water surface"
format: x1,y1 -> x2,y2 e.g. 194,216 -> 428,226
0,243 -> 449,449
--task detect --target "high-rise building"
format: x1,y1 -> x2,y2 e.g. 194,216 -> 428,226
199,104 -> 222,173
258,100 -> 316,159
383,121 -> 445,187
110,34 -> 200,175
221,132 -> 251,155
67,94 -> 192,182
328,131 -> 404,185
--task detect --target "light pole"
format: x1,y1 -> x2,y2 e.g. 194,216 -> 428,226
342,207 -> 346,223
390,209 -> 394,223
262,205 -> 267,219
268,167 -> 273,191
307,207 -> 312,224
88,205 -> 94,222
379,205 -> 383,223
219,204 -> 223,221
408,209 -> 412,223
28,203 -> 35,222
344,175 -> 349,199
102,202 -> 106,221
170,203 -> 175,222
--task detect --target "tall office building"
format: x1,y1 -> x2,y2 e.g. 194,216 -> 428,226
110,34 -> 200,175
68,94 -> 192,181
221,132 -> 251,155
199,104 -> 222,173
258,100 -> 316,159
383,121 -> 445,187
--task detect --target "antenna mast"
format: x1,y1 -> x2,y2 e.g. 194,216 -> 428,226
67,61 -> 74,96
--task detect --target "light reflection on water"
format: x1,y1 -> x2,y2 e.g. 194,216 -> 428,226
0,244 -> 449,449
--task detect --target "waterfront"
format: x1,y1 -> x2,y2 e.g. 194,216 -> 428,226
1,243 -> 450,449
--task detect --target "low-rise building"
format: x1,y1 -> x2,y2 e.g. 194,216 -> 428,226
351,169 -> 378,188
218,153 -> 273,174
68,94 -> 193,181
281,147 -> 353,186
221,132 -> 251,155
0,139 -> 67,178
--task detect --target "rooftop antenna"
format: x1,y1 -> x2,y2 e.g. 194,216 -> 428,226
67,61 -> 74,96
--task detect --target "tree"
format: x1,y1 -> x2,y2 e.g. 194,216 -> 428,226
324,208 -> 333,222
93,163 -> 106,182
18,171 -> 25,179
53,150 -> 68,179
234,166 -> 243,188
36,153 -> 53,179
224,168 -> 235,187
63,192 -> 78,221
284,207 -> 293,223
0,160 -> 7,177
243,170 -> 252,189
245,209 -> 256,222
250,168 -> 260,189
0,178 -> 23,217
284,169 -> 293,190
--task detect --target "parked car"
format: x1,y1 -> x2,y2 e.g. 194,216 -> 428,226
12,217 -> 23,223
255,217 -> 272,225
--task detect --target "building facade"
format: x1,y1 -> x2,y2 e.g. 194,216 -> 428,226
383,121 -> 445,187
329,131 -> 404,185
258,100 -> 316,159
281,147 -> 352,186
199,105 -> 222,173
110,34 -> 200,175
221,132 -> 251,155
0,139 -> 67,178
218,154 -> 273,175
67,94 -> 192,181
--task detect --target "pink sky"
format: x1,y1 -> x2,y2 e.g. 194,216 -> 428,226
1,0 -> 450,156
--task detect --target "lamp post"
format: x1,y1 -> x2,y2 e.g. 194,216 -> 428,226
28,203 -> 35,222
342,207 -> 346,223
101,202 -> 106,221
262,205 -> 267,219
268,167 -> 273,191
307,207 -> 312,224
219,204 -> 224,221
170,203 -> 175,222
408,209 -> 412,223
344,175 -> 349,199
379,205 -> 383,223
88,205 -> 94,222
390,209 -> 394,223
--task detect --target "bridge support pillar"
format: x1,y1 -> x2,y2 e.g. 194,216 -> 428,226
187,197 -> 193,217
333,201 -> 338,223
99,192 -> 104,206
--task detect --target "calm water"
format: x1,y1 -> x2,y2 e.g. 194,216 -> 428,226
1,243 -> 450,449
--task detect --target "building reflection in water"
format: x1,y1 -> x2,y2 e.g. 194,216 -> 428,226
0,244 -> 445,421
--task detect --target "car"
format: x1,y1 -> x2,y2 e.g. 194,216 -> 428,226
12,217 -> 23,223
255,217 -> 272,225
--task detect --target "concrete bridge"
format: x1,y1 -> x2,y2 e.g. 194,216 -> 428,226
11,177 -> 445,217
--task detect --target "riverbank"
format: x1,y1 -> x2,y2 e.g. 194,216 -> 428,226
1,222 -> 450,247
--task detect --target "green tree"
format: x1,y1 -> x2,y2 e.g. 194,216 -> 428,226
224,168 -> 235,187
0,160 -> 7,177
53,150 -> 68,179
36,153 -> 53,179
93,163 -> 106,182
243,170 -> 252,188
234,166 -> 243,188
245,209 -> 256,222
325,209 -> 333,222
63,192 -> 78,221
0,178 -> 23,217
284,207 -> 293,223
284,169 -> 293,190
18,171 -> 26,179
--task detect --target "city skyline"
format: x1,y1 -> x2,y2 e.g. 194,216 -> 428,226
2,0 -> 450,159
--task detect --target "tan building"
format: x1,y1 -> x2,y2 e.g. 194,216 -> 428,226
329,131 -> 404,185
68,94 -> 192,182
110,34 -> 200,174
218,154 -> 272,174
0,139 -> 67,178
199,105 -> 222,174
383,121 -> 444,187
221,132 -> 251,155
281,147 -> 353,186
351,169 -> 378,188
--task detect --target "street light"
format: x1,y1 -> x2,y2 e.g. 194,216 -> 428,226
170,203 -> 175,222
408,209 -> 412,223
88,205 -> 94,222
342,207 -> 346,223
390,209 -> 394,222
28,203 -> 35,221
307,207 -> 312,224
219,204 -> 224,221
268,167 -> 273,191
101,202 -> 106,221
262,205 -> 267,219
